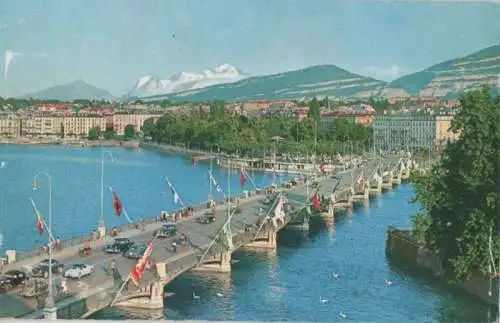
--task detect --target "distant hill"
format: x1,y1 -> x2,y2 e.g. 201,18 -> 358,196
141,65 -> 388,102
24,80 -> 115,101
389,44 -> 500,98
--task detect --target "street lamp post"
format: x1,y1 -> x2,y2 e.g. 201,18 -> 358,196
208,144 -> 220,201
98,148 -> 114,238
32,172 -> 57,320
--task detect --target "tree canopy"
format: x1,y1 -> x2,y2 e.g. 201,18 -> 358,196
124,124 -> 135,139
146,102 -> 371,156
411,87 -> 500,281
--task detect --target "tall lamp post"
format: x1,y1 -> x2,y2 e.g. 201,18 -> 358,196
270,136 -> 284,186
98,148 -> 114,238
32,172 -> 57,319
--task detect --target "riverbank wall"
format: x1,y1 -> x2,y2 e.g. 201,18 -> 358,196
386,226 -> 498,307
0,137 -> 140,148
138,141 -> 208,157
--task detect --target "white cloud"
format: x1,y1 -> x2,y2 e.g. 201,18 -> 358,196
363,65 -> 407,81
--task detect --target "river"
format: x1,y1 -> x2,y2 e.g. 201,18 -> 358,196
0,145 -> 494,322
95,185 -> 494,322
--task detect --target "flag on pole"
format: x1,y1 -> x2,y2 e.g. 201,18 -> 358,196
319,163 -> 326,175
311,194 -> 321,209
30,198 -> 44,235
111,189 -> 123,217
130,239 -> 156,286
209,172 -> 222,192
171,186 -> 180,204
191,156 -> 197,166
240,170 -> 247,188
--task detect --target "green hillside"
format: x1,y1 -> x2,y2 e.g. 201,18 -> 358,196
146,65 -> 387,102
389,44 -> 500,97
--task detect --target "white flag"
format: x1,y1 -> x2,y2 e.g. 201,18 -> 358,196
209,172 -> 222,192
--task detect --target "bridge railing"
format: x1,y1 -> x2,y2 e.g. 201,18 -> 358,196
4,172 -> 309,262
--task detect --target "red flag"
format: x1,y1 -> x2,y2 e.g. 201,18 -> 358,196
319,163 -> 326,174
191,157 -> 197,166
311,194 -> 321,209
240,170 -> 247,187
37,219 -> 43,235
111,190 -> 123,216
130,239 -> 156,285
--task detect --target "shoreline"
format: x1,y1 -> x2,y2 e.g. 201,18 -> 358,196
0,137 -> 140,149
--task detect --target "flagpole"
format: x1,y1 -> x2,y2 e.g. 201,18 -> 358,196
165,176 -> 185,207
110,234 -> 158,307
209,146 -> 213,200
243,168 -> 259,190
30,198 -> 56,243
209,171 -> 228,201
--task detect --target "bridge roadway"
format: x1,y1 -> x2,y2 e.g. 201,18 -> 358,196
1,155 -> 404,319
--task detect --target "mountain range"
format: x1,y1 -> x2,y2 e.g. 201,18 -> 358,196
24,79 -> 115,101
23,44 -> 500,102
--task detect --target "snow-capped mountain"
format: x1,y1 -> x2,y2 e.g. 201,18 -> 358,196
126,63 -> 245,98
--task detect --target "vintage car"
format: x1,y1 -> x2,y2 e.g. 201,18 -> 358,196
155,223 -> 178,238
63,263 -> 94,279
0,276 -> 13,293
123,244 -> 147,259
4,270 -> 27,286
196,212 -> 216,224
103,238 -> 134,254
31,259 -> 64,278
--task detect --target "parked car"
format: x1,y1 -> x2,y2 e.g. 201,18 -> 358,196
155,223 -> 177,238
63,263 -> 93,279
103,238 -> 134,254
0,276 -> 13,293
123,244 -> 147,259
4,270 -> 27,286
31,259 -> 64,278
197,213 -> 216,224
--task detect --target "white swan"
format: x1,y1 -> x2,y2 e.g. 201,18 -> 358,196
216,292 -> 224,297
332,273 -> 340,279
319,296 -> 328,303
385,279 -> 393,286
339,312 -> 347,319
192,292 -> 200,300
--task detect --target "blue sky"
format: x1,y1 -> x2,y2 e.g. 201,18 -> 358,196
0,0 -> 499,97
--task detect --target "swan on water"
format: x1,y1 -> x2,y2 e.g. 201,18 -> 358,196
385,279 -> 393,285
216,292 -> 224,297
319,296 -> 328,303
339,312 -> 347,319
332,273 -> 340,279
192,293 -> 200,300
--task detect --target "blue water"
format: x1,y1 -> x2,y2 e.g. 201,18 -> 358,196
0,145 -> 492,322
96,185 -> 492,322
0,144 -> 285,253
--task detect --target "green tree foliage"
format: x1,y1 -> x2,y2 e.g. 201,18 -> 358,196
124,124 -> 135,139
103,127 -> 116,140
142,118 -> 156,139
88,126 -> 101,140
149,104 -> 371,155
308,97 -> 320,121
411,87 -> 500,281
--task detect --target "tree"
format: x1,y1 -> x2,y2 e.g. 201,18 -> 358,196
103,127 -> 116,140
412,87 -> 500,281
308,97 -> 320,121
124,124 -> 135,139
88,126 -> 101,140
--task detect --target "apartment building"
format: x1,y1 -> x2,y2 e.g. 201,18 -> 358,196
0,117 -> 21,136
372,112 -> 458,152
112,114 -> 162,135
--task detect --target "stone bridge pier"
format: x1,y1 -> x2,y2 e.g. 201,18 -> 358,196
370,178 -> 382,196
194,250 -> 232,273
352,183 -> 369,202
392,170 -> 402,185
333,189 -> 353,211
245,229 -> 277,250
114,280 -> 165,310
381,171 -> 393,190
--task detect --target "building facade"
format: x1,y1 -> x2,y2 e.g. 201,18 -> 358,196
112,114 -> 162,136
372,112 -> 458,152
0,117 -> 21,136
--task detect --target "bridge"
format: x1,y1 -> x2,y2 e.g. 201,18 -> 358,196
0,154 -> 414,319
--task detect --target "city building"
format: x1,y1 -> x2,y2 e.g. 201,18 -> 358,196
372,111 -> 458,152
112,113 -> 162,135
0,116 -> 21,136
